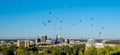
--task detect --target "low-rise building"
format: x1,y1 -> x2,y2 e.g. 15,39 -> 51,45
17,40 -> 30,47
102,40 -> 120,45
95,43 -> 104,48
102,40 -> 120,47
0,40 -> 7,45
30,40 -> 34,45
46,39 -> 54,44
86,39 -> 95,47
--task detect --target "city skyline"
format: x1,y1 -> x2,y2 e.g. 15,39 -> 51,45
0,0 -> 120,39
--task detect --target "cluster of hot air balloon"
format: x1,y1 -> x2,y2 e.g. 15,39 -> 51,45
17,1 -> 105,39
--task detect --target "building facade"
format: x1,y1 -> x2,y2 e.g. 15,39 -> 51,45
41,36 -> 47,42
17,40 -> 30,47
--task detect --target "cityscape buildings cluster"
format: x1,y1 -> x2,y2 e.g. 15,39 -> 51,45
1,35 -> 120,49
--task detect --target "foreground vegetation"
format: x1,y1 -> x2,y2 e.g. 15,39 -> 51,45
0,44 -> 120,55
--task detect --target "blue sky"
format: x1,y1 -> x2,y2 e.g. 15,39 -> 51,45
0,0 -> 120,39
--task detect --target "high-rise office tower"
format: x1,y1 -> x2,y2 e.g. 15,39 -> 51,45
35,38 -> 41,45
41,36 -> 47,42
56,35 -> 64,44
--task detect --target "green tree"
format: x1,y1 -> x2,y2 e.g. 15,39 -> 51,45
79,49 -> 84,55
97,48 -> 107,55
17,46 -> 29,55
111,46 -> 120,55
51,50 -> 57,55
85,45 -> 98,55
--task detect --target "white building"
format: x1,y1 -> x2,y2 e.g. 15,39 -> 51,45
25,40 -> 30,47
30,40 -> 34,45
75,41 -> 81,44
86,39 -> 95,48
69,38 -> 75,44
46,39 -> 54,44
95,43 -> 104,48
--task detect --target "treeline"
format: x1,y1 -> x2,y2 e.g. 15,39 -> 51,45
0,44 -> 85,55
85,45 -> 120,55
0,44 -> 120,55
